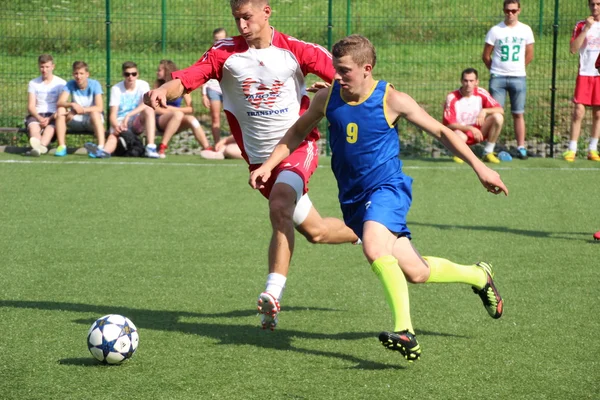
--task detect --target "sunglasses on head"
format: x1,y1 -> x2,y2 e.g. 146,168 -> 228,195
504,8 -> 519,14
123,72 -> 138,77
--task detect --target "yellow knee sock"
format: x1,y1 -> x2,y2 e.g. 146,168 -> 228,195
423,256 -> 486,289
371,255 -> 414,334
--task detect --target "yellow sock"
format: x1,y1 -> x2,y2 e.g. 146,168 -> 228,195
423,256 -> 486,289
371,255 -> 414,334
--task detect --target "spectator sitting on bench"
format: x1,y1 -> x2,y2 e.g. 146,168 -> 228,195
85,61 -> 158,158
25,54 -> 66,157
55,61 -> 105,157
154,59 -> 211,159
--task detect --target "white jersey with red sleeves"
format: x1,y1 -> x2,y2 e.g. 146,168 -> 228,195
571,20 -> 600,77
443,87 -> 501,126
172,28 -> 334,165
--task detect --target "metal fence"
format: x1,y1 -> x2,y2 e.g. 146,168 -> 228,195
0,0 -> 590,156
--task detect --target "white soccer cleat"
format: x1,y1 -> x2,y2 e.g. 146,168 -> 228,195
257,292 -> 280,331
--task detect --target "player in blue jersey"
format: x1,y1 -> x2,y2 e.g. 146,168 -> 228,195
249,35 -> 508,362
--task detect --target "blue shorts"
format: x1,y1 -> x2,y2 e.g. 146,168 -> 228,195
206,88 -> 222,102
489,75 -> 527,114
340,176 -> 413,240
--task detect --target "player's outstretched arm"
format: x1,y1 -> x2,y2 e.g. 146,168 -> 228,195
144,79 -> 185,109
249,88 -> 328,190
387,89 -> 508,196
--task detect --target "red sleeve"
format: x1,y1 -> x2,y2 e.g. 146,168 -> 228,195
171,38 -> 240,92
273,31 -> 335,83
571,21 -> 585,44
443,93 -> 457,125
478,88 -> 501,108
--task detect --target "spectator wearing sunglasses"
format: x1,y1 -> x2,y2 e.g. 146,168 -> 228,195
482,0 -> 534,160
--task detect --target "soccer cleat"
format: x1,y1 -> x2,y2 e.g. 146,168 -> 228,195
145,144 -> 159,159
482,152 -> 500,164
516,147 -> 528,160
29,137 -> 48,155
379,330 -> 421,362
587,150 -> 600,161
593,231 -> 600,241
54,145 -> 67,157
158,143 -> 167,159
257,292 -> 280,331
452,156 -> 464,164
473,262 -> 503,319
563,150 -> 576,162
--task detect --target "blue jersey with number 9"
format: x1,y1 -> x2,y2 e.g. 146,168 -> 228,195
325,80 -> 403,204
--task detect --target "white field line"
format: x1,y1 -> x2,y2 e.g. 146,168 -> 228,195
0,158 -> 599,171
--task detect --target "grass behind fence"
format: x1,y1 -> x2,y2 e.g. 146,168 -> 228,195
0,153 -> 598,399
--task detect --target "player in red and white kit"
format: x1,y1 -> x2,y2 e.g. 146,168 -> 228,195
443,68 -> 504,164
144,0 -> 359,330
564,0 -> 600,162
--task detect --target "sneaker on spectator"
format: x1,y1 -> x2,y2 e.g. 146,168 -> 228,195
55,145 -> 67,157
482,152 -> 500,164
587,150 -> 600,161
563,150 -> 576,162
516,147 -> 528,160
158,143 -> 167,159
95,148 -> 111,159
145,144 -> 159,159
29,137 -> 48,155
84,142 -> 99,158
200,149 -> 225,160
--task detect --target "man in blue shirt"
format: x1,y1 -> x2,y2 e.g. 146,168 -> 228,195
55,61 -> 106,157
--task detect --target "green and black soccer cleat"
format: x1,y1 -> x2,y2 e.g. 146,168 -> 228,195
379,330 -> 421,362
473,262 -> 503,319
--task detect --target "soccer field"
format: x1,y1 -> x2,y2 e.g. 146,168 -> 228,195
0,153 -> 598,399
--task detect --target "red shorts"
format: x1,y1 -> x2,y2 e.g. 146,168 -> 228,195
573,75 -> 600,106
462,124 -> 483,146
249,139 -> 319,199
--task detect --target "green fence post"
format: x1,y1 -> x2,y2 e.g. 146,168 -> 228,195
105,0 -> 111,119
549,0 -> 559,158
539,0 -> 544,38
162,0 -> 167,55
346,0 -> 351,35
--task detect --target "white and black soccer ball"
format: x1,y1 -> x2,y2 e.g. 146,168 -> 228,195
87,314 -> 139,365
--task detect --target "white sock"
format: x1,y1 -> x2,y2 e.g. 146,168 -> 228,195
265,273 -> 287,301
147,144 -> 156,150
589,138 -> 599,152
569,141 -> 578,152
98,144 -> 104,150
483,142 -> 496,155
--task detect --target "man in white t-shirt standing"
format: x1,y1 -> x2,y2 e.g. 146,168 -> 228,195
25,54 -> 66,157
85,61 -> 157,158
563,0 -> 600,162
443,68 -> 504,164
482,0 -> 534,160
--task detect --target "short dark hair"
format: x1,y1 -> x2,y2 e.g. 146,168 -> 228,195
38,54 -> 54,64
121,61 -> 137,72
461,68 -> 478,80
503,0 -> 520,8
230,0 -> 268,9
332,35 -> 377,68
213,27 -> 226,36
72,61 -> 88,72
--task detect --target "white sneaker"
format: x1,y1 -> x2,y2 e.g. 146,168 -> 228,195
29,137 -> 48,155
145,145 -> 159,159
257,292 -> 280,331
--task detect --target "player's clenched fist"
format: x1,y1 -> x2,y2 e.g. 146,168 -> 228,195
143,88 -> 168,109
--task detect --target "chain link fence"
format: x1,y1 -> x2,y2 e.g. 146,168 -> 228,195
0,0 -> 591,157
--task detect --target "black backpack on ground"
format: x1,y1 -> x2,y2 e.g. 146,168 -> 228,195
114,130 -> 145,157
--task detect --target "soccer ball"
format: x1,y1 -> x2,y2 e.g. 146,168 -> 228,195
87,314 -> 139,364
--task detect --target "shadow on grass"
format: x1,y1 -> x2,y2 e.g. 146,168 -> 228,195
2,300 -> 468,370
409,221 -> 591,241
